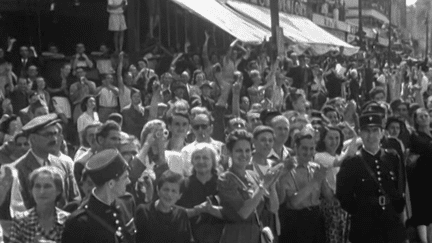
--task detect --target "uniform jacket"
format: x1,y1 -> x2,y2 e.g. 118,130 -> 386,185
61,193 -> 136,243
336,148 -> 406,242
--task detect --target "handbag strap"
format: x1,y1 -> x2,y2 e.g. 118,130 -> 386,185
226,171 -> 263,228
357,151 -> 387,196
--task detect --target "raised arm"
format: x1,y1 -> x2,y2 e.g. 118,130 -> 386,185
117,52 -> 125,91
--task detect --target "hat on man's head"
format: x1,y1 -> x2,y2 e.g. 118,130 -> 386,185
85,149 -> 129,186
22,113 -> 61,135
362,101 -> 386,116
359,113 -> 383,130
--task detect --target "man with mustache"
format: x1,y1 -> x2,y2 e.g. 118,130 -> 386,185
8,113 -> 81,213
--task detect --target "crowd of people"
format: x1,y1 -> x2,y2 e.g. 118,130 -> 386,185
0,11 -> 431,242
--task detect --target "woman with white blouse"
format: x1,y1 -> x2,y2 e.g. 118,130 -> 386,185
315,125 -> 357,243
77,96 -> 99,136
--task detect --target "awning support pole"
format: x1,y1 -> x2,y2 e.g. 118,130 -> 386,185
270,0 -> 279,61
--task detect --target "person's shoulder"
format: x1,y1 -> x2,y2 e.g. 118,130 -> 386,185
217,171 -> 239,189
340,153 -> 361,169
14,151 -> 32,169
383,148 -> 399,159
65,206 -> 89,225
172,205 -> 189,219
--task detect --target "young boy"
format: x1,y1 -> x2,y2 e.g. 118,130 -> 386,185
135,170 -> 193,243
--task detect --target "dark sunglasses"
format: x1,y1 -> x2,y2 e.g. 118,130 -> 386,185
192,124 -> 209,130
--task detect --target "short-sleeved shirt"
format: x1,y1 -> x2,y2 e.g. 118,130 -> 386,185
278,162 -> 325,209
107,0 -> 124,14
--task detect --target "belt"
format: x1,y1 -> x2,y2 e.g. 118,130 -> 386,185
365,195 -> 391,207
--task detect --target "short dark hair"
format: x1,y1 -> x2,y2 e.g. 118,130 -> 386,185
0,114 -> 18,134
369,86 -> 385,99
226,129 -> 253,153
96,121 -> 121,140
157,170 -> 184,193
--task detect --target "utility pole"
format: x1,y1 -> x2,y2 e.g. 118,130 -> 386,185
426,12 -> 429,57
358,0 -> 364,50
388,0 -> 392,65
270,0 -> 280,61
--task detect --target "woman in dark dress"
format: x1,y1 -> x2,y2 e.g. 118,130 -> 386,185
409,108 -> 432,243
217,129 -> 282,243
176,143 -> 224,243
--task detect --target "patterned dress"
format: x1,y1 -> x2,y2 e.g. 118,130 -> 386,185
8,207 -> 69,243
315,152 -> 350,243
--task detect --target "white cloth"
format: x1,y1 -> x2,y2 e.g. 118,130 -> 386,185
314,152 -> 339,192
119,86 -> 131,111
99,87 -> 118,108
77,112 -> 99,134
52,96 -> 72,119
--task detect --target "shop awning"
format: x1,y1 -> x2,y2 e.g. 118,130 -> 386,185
171,0 -> 271,44
227,1 -> 359,56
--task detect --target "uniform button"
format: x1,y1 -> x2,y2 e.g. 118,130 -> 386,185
118,227 -> 122,231
378,177 -> 382,181
375,160 -> 379,163
376,165 -> 380,169
113,213 -> 117,217
377,171 -> 381,175
115,220 -> 120,224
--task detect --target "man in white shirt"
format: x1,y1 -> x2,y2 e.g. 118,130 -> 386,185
97,74 -> 119,122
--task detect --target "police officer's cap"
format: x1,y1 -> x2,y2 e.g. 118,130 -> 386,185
362,102 -> 386,116
359,113 -> 383,130
22,113 -> 61,135
85,149 -> 129,186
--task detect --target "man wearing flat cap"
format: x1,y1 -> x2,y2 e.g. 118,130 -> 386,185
10,113 -> 81,212
337,113 -> 407,243
62,149 -> 136,243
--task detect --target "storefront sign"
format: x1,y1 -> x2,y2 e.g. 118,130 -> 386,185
312,13 -> 350,32
243,0 -> 309,17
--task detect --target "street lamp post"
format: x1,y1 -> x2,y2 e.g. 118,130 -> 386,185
358,0 -> 364,50
388,0 -> 392,65
270,0 -> 280,61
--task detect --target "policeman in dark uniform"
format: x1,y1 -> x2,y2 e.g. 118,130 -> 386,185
61,149 -> 136,243
336,113 -> 407,243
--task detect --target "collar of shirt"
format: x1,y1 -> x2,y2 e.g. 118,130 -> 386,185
19,207 -> 69,229
31,149 -> 47,166
268,146 -> 289,161
362,147 -> 381,157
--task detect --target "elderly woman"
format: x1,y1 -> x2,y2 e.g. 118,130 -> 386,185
177,143 -> 224,243
8,166 -> 70,243
217,129 -> 282,243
